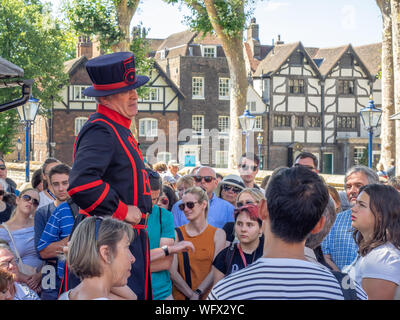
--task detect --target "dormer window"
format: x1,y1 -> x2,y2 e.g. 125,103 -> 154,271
160,48 -> 168,59
201,45 -> 217,58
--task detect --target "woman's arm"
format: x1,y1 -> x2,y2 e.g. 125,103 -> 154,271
212,266 -> 225,287
362,278 -> 398,300
109,285 -> 137,300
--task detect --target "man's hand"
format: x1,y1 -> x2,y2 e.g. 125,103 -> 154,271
125,205 -> 142,225
170,241 -> 195,255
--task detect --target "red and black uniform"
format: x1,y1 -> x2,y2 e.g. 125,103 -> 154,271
66,104 -> 153,300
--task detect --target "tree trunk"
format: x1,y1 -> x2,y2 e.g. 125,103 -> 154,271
112,0 -> 140,52
391,0 -> 400,174
377,0 -> 396,168
203,0 -> 248,169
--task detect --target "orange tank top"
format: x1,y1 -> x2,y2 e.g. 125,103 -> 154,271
172,224 -> 217,300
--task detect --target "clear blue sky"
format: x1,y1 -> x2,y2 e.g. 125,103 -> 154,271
52,0 -> 382,48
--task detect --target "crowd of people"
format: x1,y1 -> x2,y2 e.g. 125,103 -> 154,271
1,51 -> 400,301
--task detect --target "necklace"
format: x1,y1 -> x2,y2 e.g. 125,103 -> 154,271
237,243 -> 257,268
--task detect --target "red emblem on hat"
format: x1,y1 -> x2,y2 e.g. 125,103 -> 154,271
123,56 -> 137,85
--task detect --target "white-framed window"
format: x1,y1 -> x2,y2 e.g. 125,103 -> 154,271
192,77 -> 204,99
142,88 -> 160,102
74,117 -> 88,136
218,116 -> 230,133
354,146 -> 366,165
139,118 -> 158,137
254,116 -> 263,131
70,85 -> 95,101
157,152 -> 171,164
201,45 -> 217,58
219,78 -> 230,100
248,101 -> 257,113
192,115 -> 204,135
215,150 -> 228,168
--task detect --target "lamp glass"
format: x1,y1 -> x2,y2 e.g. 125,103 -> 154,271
257,133 -> 263,145
360,102 -> 382,129
239,108 -> 256,132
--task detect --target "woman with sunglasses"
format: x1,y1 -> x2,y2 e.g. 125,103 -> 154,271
216,175 -> 245,207
0,179 -> 14,224
170,187 -> 226,300
0,189 -> 43,293
342,184 -> 400,299
213,200 -> 264,286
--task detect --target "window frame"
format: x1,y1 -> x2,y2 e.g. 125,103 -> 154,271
192,115 -> 205,136
70,85 -> 95,102
218,77 -> 230,100
74,117 -> 88,136
139,118 -> 158,137
192,77 -> 205,99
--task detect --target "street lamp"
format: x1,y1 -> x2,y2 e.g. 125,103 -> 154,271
256,133 -> 263,169
239,106 -> 256,153
360,96 -> 382,168
16,137 -> 22,162
16,95 -> 40,182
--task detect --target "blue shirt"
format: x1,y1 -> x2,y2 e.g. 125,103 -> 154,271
147,205 -> 175,300
172,193 -> 234,229
321,209 -> 358,271
37,202 -> 75,279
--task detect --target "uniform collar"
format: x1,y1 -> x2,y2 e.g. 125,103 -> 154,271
96,104 -> 131,129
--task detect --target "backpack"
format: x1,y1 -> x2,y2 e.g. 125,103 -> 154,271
330,270 -> 358,300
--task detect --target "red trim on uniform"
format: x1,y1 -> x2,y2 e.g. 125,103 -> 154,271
96,104 -> 131,129
72,135 -> 79,162
91,118 -> 139,206
112,200 -> 128,221
79,209 -> 90,217
68,180 -> 103,196
93,81 -> 130,91
84,183 -> 110,213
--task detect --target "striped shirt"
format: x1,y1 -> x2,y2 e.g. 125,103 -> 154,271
37,202 -> 75,279
208,258 -> 368,300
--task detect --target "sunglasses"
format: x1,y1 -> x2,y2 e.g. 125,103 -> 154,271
21,194 -> 39,207
178,201 -> 199,211
222,184 -> 242,193
234,203 -> 260,221
193,176 -> 215,183
0,190 -> 4,196
0,165 -> 6,170
239,164 -> 257,172
236,200 -> 255,208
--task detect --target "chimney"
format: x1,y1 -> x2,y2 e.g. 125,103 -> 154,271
276,34 -> 284,45
246,17 -> 261,58
76,36 -> 101,59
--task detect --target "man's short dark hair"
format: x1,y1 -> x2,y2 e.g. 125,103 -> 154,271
49,164 -> 71,182
240,152 -> 259,166
265,166 -> 329,243
31,169 -> 43,189
294,152 -> 318,169
146,169 -> 162,191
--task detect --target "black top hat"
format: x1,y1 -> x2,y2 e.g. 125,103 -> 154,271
83,52 -> 149,97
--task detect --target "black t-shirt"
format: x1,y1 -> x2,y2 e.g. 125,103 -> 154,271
213,235 -> 264,276
0,203 -> 13,224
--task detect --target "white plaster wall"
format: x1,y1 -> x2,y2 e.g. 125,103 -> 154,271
307,130 -> 321,143
273,77 -> 286,93
338,97 -> 356,113
288,96 -> 306,112
273,95 -> 286,112
294,130 -> 305,143
325,130 -> 335,143
303,65 -> 314,76
341,68 -> 352,77
273,130 -> 292,143
307,96 -> 321,112
336,131 -> 358,139
325,115 -> 335,128
291,67 -> 302,75
308,78 -> 320,95
325,79 -> 336,95
325,96 -> 337,113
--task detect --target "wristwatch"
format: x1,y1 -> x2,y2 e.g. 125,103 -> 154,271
161,245 -> 169,256
195,288 -> 202,295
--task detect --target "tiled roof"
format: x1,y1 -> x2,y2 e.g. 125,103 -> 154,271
312,44 -> 350,76
0,56 -> 24,79
64,56 -> 87,74
354,42 -> 381,77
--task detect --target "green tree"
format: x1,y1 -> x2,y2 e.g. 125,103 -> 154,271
0,0 -> 72,155
165,0 -> 259,168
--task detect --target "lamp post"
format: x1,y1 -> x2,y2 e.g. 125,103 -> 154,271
360,96 -> 382,168
239,106 -> 256,153
16,95 -> 40,182
256,133 -> 263,169
16,137 -> 22,162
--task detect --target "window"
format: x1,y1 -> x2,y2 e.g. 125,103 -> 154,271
215,151 -> 228,168
308,116 -> 321,128
337,116 -> 357,129
218,116 -> 230,133
139,118 -> 158,137
254,116 -> 263,131
157,152 -> 171,164
71,86 -> 95,101
219,78 -> 230,100
74,117 -> 88,136
192,115 -> 204,135
295,116 -> 304,128
248,101 -> 257,113
338,80 -> 354,95
288,79 -> 305,94
142,88 -> 160,102
192,77 -> 204,99
274,115 -> 291,127
354,147 -> 366,165
202,46 -> 217,58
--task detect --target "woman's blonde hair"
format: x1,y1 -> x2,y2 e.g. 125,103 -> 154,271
184,186 -> 209,218
176,175 -> 194,189
67,217 -> 134,280
236,188 -> 265,205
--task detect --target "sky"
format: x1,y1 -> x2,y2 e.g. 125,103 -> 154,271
51,0 -> 382,48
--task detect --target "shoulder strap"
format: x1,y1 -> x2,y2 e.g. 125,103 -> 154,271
159,206 -> 162,236
224,242 -> 236,275
66,198 -> 79,219
175,227 -> 192,299
330,270 -> 358,300
1,223 -> 22,263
